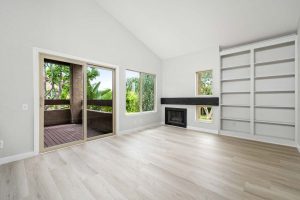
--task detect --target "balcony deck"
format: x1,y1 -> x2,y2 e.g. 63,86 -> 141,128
44,99 -> 113,148
44,124 -> 105,148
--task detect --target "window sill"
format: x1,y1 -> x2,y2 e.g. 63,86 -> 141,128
197,120 -> 213,124
125,110 -> 157,116
195,95 -> 215,97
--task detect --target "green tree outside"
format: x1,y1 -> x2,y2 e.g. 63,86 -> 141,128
198,70 -> 213,95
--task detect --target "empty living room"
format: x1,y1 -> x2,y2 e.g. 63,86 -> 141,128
1,0 -> 300,199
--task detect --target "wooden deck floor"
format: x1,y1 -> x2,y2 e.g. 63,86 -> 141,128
44,124 -> 105,148
1,126 -> 300,200
44,124 -> 83,148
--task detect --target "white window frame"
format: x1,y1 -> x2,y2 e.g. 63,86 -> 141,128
125,69 -> 157,115
196,105 -> 213,123
195,70 -> 213,96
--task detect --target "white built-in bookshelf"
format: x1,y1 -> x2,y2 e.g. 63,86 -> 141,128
220,35 -> 298,146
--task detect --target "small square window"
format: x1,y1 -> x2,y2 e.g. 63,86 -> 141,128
196,70 -> 213,95
197,106 -> 213,122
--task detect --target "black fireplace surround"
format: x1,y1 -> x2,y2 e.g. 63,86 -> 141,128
165,107 -> 187,128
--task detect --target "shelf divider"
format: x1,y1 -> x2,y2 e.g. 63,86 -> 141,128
221,104 -> 250,107
255,120 -> 295,127
221,117 -> 250,122
254,90 -> 295,94
255,58 -> 295,66
255,74 -> 295,80
221,91 -> 250,94
221,77 -> 250,82
254,105 -> 295,109
221,64 -> 250,71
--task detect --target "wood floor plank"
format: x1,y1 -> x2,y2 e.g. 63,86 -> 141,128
1,126 -> 300,200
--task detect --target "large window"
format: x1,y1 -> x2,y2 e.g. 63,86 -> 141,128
126,70 -> 156,113
196,70 -> 213,95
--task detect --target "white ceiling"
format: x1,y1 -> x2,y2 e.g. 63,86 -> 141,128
95,0 -> 300,59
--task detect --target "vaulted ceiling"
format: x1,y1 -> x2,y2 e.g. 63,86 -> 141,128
95,0 -> 300,59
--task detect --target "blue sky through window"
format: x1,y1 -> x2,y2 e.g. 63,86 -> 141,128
89,67 -> 112,91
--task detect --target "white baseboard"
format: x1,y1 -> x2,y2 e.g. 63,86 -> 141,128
117,122 -> 162,135
187,126 -> 218,134
220,130 -> 296,148
161,122 -> 218,135
0,151 -> 37,166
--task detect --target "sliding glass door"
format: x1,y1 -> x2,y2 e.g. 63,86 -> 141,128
40,54 -> 115,152
86,65 -> 114,138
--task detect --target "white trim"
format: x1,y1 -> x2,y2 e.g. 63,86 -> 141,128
220,130 -> 296,147
0,152 -> 37,166
297,144 -> 300,153
33,47 -> 120,154
250,49 -> 255,136
33,48 -> 39,154
161,122 -> 218,135
295,36 -> 299,147
125,110 -> 157,116
220,34 -> 297,56
117,122 -> 162,135
187,126 -> 218,134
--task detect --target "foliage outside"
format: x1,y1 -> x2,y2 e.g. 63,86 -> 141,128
44,63 -> 112,112
44,65 -> 155,113
126,71 -> 155,113
198,106 -> 212,121
126,76 -> 140,112
198,70 -> 213,95
87,67 -> 113,112
44,63 -> 70,110
141,74 -> 155,111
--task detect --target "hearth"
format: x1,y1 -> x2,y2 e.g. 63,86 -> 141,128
165,107 -> 187,128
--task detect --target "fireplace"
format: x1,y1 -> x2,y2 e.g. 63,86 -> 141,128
165,107 -> 187,128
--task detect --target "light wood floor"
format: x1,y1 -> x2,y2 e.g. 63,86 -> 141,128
1,126 -> 300,200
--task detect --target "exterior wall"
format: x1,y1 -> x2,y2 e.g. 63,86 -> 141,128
87,111 -> 112,133
71,64 -> 83,124
162,45 -> 220,133
0,0 -> 161,158
44,110 -> 71,126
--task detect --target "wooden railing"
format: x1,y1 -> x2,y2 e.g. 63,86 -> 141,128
45,99 -> 70,105
44,99 -> 112,107
87,100 -> 112,107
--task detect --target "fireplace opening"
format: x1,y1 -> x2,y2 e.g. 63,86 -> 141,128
165,107 -> 187,128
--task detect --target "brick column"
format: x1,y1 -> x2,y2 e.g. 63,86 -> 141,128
70,64 -> 83,124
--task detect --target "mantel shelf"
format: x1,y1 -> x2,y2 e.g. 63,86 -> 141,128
161,97 -> 219,106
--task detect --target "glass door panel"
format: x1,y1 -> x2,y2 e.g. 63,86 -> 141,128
86,65 -> 113,138
43,60 -> 84,149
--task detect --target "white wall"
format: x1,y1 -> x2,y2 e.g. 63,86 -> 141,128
298,19 -> 300,148
162,46 -> 220,133
0,0 -> 162,158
